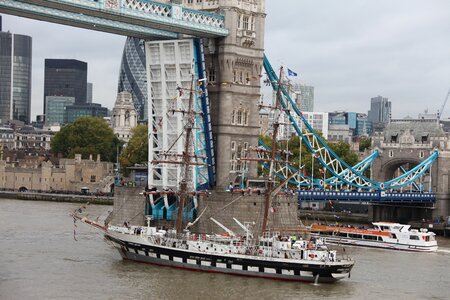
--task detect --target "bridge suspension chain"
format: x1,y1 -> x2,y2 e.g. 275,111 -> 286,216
262,54 -> 438,190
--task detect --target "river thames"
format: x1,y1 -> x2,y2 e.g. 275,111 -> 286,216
0,199 -> 449,300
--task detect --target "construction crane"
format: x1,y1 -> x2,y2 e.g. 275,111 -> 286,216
438,88 -> 450,120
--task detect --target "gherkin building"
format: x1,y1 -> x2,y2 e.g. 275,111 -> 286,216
117,37 -> 147,121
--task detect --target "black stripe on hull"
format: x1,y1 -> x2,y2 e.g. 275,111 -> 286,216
105,235 -> 352,283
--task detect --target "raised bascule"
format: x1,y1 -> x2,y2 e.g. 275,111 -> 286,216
1,0 -> 448,227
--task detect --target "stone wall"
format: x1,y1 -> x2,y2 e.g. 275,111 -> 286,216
108,188 -> 303,235
109,186 -> 146,226
193,191 -> 302,235
0,154 -> 114,193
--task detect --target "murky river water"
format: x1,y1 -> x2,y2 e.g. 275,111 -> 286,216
0,199 -> 449,300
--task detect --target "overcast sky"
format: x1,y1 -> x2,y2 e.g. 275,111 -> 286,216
2,0 -> 450,120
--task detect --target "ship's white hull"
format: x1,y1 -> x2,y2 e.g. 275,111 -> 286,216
105,231 -> 354,283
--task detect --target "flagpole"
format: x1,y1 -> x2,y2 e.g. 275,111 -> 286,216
285,140 -> 289,190
311,153 -> 314,190
323,167 -> 326,190
299,134 -> 302,190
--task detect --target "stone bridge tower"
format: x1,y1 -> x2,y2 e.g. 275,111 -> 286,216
112,1 -> 302,233
372,119 -> 450,220
181,0 -> 266,188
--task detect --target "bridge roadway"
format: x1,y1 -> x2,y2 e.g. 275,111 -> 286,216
0,0 -> 229,39
298,190 -> 436,206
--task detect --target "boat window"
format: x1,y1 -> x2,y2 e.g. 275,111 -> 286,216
378,236 -> 383,241
410,235 -> 419,240
390,233 -> 397,239
349,234 -> 362,239
338,232 -> 348,237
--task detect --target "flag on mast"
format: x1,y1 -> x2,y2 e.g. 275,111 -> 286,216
287,68 -> 298,77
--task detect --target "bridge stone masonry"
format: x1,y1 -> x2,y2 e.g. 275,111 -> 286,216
371,119 -> 450,221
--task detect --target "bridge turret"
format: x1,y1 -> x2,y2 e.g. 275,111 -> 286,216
180,0 -> 266,188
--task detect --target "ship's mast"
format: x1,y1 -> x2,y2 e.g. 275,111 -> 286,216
261,67 -> 284,233
176,75 -> 195,234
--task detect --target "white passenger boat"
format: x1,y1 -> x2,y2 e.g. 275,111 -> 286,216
310,222 -> 438,252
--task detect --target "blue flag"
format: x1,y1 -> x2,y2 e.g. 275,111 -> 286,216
287,68 -> 297,77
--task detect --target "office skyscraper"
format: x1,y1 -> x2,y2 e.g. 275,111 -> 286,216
45,96 -> 75,125
0,22 -> 32,124
86,82 -> 93,103
117,37 -> 147,121
368,96 -> 391,124
292,82 -> 314,112
44,59 -> 87,114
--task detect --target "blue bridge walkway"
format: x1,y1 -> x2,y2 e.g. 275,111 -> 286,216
298,190 -> 436,206
0,0 -> 228,39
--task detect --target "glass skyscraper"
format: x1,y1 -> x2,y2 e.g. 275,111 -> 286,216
45,96 -> 75,125
44,59 -> 87,114
86,82 -> 93,103
292,82 -> 314,112
368,95 -> 391,124
0,28 -> 32,124
117,37 -> 147,121
65,103 -> 108,123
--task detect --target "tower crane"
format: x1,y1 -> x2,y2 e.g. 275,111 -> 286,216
438,88 -> 450,120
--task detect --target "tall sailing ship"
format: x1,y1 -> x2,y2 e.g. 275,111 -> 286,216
73,64 -> 354,283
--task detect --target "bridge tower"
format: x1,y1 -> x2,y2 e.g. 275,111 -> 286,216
371,120 -> 450,221
181,0 -> 266,188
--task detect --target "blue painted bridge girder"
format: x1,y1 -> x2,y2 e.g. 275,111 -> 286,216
298,190 -> 436,205
0,0 -> 229,39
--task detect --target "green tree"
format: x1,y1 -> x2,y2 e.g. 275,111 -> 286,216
329,141 -> 359,168
359,137 -> 372,152
51,116 -> 121,162
119,124 -> 148,173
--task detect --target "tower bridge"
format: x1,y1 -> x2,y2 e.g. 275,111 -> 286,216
2,0 -> 448,229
